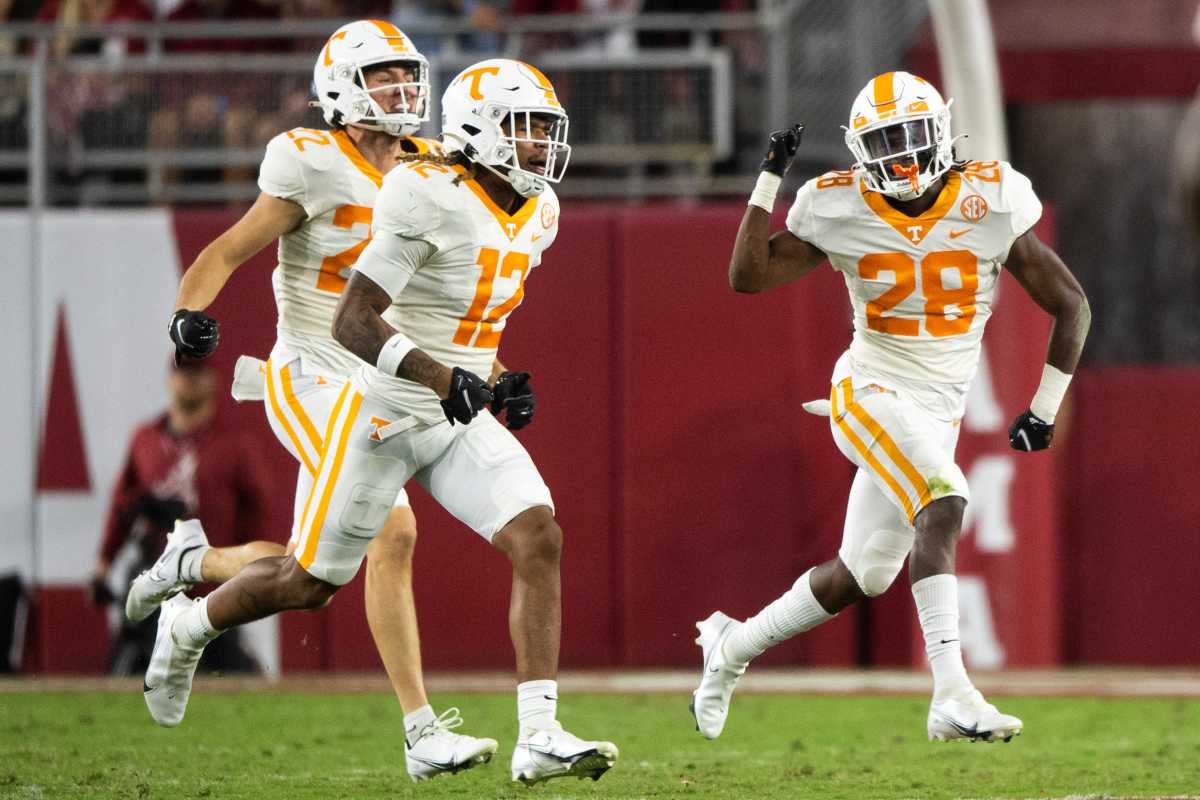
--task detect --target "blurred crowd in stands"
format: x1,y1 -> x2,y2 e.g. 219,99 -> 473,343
0,0 -> 760,203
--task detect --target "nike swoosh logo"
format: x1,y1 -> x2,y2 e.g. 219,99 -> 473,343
531,234 -> 542,241
1017,429 -> 1031,451
948,229 -> 971,239
939,639 -> 959,644
543,695 -> 557,701
406,754 -> 460,770
945,717 -> 979,737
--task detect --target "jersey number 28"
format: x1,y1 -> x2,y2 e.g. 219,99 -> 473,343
859,250 -> 977,337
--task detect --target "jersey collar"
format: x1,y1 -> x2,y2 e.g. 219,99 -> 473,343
859,170 -> 961,246
451,164 -> 537,242
331,130 -> 383,188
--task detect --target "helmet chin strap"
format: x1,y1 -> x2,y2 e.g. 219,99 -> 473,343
474,159 -> 546,198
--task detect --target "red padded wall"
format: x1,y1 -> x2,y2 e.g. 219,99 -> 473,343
1061,367 -> 1200,665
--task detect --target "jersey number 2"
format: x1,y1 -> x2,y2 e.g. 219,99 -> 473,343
859,250 -> 978,337
317,205 -> 372,294
454,247 -> 529,348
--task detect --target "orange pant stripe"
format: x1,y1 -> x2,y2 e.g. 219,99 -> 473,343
298,386 -> 362,569
831,380 -> 917,523
265,358 -> 317,477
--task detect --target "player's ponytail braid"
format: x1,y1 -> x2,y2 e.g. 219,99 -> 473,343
392,149 -> 478,186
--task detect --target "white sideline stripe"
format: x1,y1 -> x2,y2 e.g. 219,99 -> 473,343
5,668 -> 1200,697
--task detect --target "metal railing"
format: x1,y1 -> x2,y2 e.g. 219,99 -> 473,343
0,3 -> 929,206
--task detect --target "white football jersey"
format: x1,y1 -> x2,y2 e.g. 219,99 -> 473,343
355,160 -> 561,422
787,160 -> 1042,388
257,127 -> 442,374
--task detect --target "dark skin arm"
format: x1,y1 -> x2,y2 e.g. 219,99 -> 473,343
332,271 -> 454,399
1003,228 -> 1091,373
728,206 -> 828,293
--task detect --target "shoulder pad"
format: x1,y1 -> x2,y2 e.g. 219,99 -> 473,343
958,161 -> 1042,236
787,168 -> 860,243
374,164 -> 448,240
267,128 -> 340,173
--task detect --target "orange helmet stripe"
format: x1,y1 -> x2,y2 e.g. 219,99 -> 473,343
872,71 -> 897,115
368,19 -> 410,52
518,61 -> 561,108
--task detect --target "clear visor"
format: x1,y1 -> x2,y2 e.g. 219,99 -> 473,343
860,118 -> 931,160
503,108 -> 571,183
358,61 -> 430,120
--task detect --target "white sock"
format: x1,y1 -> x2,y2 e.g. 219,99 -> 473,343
912,574 -> 973,701
517,679 -> 558,733
171,596 -> 222,650
722,569 -> 834,665
180,545 -> 210,584
403,704 -> 436,746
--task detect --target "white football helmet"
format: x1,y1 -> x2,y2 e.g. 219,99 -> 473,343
844,71 -> 955,200
441,59 -> 571,198
312,19 -> 430,137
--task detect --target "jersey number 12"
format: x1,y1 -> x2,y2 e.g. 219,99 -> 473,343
454,247 -> 530,348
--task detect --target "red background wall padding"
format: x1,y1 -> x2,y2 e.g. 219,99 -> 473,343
26,204 -> 1200,672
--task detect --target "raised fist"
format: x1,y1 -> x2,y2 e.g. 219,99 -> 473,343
759,123 -> 805,177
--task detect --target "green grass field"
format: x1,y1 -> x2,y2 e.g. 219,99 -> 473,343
2,691 -> 1198,799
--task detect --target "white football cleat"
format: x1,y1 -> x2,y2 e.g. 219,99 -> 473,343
405,708 -> 499,783
690,611 -> 747,739
126,519 -> 208,622
511,724 -> 618,786
928,689 -> 1023,743
143,593 -> 205,727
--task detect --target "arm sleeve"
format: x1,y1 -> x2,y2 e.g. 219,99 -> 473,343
99,434 -> 144,563
355,177 -> 440,299
784,181 -> 819,245
258,135 -> 319,219
354,232 -> 437,301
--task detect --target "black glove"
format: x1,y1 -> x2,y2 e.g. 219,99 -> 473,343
759,123 -> 805,176
131,495 -> 189,530
491,371 -> 536,431
441,366 -> 493,426
169,309 -> 220,365
88,575 -> 116,607
1009,409 -> 1054,452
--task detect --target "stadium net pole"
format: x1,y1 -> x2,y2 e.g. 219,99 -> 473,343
927,0 -> 1008,162
28,43 -> 47,596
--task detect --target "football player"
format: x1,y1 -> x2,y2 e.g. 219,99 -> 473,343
692,72 -> 1090,742
137,20 -> 499,781
143,58 -> 618,787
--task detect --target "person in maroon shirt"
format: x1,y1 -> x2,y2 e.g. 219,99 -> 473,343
90,360 -> 277,675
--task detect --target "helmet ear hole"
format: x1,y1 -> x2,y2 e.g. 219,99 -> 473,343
462,123 -> 481,136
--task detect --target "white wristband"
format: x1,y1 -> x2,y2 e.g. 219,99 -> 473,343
747,171 -> 782,212
377,332 -> 417,377
1029,363 -> 1072,424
